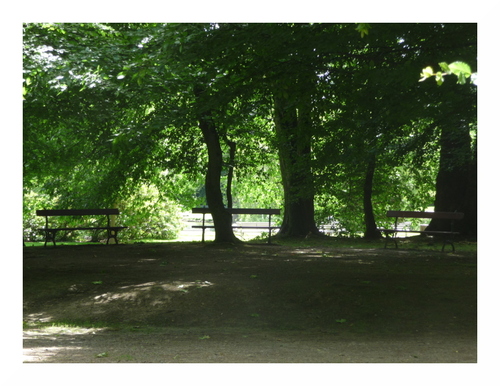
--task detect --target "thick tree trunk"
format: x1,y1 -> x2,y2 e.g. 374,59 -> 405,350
463,144 -> 477,238
194,85 -> 240,243
426,119 -> 476,237
273,85 -> 319,238
363,154 -> 382,239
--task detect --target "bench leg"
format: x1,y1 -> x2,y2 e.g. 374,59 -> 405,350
201,214 -> 206,243
43,230 -> 57,247
383,232 -> 398,249
441,239 -> 455,253
268,214 -> 272,244
106,229 -> 120,245
384,238 -> 398,249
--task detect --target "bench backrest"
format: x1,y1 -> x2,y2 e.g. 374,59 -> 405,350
386,211 -> 464,220
192,208 -> 280,215
36,209 -> 120,217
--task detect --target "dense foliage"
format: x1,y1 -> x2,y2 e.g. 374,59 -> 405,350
23,23 -> 477,242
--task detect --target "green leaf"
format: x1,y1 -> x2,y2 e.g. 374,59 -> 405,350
435,72 -> 445,86
448,61 -> 472,77
422,61 -> 475,86
419,66 -> 434,82
438,62 -> 450,73
355,23 -> 371,38
457,72 -> 467,84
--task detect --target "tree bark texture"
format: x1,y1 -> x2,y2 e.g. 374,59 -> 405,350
194,85 -> 239,243
426,119 -> 476,237
272,85 -> 319,237
363,154 -> 382,239
225,139 -> 236,209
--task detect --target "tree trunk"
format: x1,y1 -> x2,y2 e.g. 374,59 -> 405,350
194,85 -> 240,243
426,118 -> 476,237
225,139 -> 236,209
363,154 -> 382,239
462,143 -> 477,238
272,84 -> 319,238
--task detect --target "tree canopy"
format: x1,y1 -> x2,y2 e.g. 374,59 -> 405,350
23,23 -> 477,242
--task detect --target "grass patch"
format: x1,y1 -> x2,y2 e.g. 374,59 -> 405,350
24,235 -> 477,253
24,319 -> 112,330
23,319 -> 181,335
269,235 -> 477,252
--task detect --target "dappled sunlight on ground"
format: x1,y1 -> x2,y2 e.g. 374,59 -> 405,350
23,241 -> 477,363
24,312 -> 54,324
23,325 -> 107,363
288,247 -> 392,262
23,343 -> 81,362
93,280 -> 214,305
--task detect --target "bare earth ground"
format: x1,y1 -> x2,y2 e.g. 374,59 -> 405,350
23,240 -> 477,363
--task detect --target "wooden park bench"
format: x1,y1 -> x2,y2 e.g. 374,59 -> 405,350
36,209 -> 128,247
191,208 -> 281,244
380,210 -> 464,252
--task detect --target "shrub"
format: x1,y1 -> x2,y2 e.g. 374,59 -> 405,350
23,190 -> 57,241
116,185 -> 184,241
23,184 -> 184,242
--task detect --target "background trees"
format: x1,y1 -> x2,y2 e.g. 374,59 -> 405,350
23,23 -> 477,242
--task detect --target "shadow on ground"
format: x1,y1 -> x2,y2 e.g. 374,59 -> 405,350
23,241 -> 477,363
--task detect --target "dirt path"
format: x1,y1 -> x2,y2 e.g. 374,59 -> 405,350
23,241 -> 477,363
23,327 -> 476,363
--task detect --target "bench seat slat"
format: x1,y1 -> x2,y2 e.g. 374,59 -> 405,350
192,225 -> 280,229
39,227 -> 127,231
191,208 -> 280,215
379,229 -> 460,235
36,209 -> 120,216
386,211 -> 464,220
